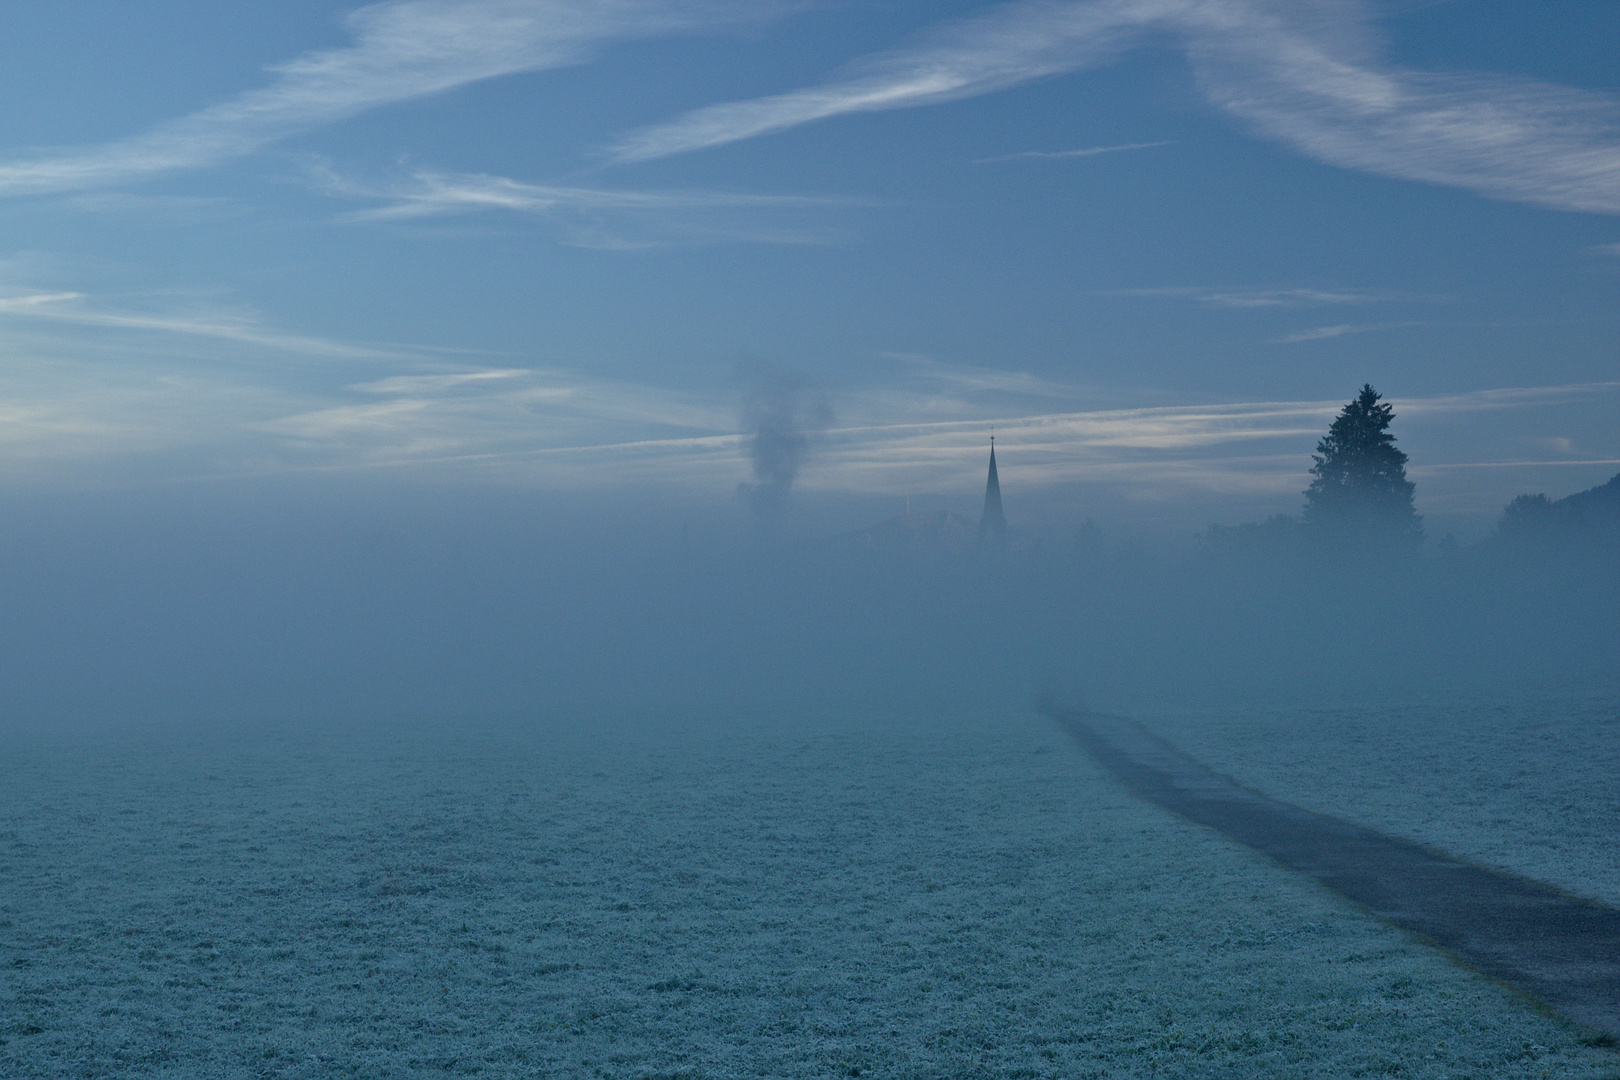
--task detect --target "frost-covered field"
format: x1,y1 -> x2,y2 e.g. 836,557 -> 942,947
1133,691 -> 1620,908
2,706 -> 1615,1078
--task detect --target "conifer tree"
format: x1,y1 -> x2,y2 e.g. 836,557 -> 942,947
1302,384 -> 1421,545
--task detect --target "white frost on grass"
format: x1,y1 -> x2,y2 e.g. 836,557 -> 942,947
0,706 -> 1613,1077
1133,690 -> 1620,908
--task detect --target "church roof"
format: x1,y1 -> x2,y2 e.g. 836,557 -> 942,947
979,440 -> 1006,542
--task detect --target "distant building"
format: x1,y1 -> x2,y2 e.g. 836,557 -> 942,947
978,438 -> 1006,550
831,507 -> 975,553
827,438 -> 1008,555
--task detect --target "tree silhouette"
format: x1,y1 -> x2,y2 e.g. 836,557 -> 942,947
1500,493 -> 1555,535
1303,384 -> 1421,546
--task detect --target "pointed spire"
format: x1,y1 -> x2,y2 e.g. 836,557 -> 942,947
978,435 -> 1006,548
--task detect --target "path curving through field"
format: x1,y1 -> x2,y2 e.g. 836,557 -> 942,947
1043,703 -> 1620,1043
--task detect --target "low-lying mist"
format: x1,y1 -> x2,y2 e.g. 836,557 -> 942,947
0,476 -> 1612,732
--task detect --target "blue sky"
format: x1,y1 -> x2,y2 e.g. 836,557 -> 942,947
0,0 -> 1614,536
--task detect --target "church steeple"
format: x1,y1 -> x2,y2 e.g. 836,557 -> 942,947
978,436 -> 1005,546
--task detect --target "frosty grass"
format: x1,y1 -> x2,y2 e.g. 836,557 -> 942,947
3,703 -> 1615,1078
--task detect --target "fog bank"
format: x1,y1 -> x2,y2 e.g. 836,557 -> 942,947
0,476 -> 1612,731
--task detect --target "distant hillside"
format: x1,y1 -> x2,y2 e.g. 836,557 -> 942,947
1556,471 -> 1620,521
1497,471 -> 1619,542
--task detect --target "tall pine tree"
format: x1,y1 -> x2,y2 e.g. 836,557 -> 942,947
1303,384 -> 1421,546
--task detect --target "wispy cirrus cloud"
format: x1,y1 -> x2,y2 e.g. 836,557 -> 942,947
228,380 -> 1331,490
792,381 -> 1620,501
0,280 -> 1612,501
61,192 -> 242,223
0,290 -> 407,361
0,307 -> 1613,512
0,0 -> 761,197
973,140 -> 1174,164
876,352 -> 1100,404
1271,321 -> 1419,343
1389,381 -> 1620,418
608,0 -> 1620,216
607,0 -> 1145,164
1110,285 -> 1382,308
256,364 -> 733,469
313,165 -> 856,245
412,379 -> 1615,499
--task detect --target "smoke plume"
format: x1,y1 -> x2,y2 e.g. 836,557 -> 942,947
736,367 -> 831,521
